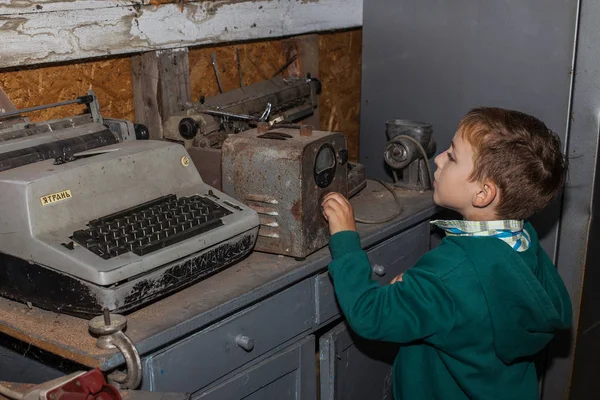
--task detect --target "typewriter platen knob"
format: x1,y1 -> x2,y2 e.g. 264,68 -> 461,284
178,118 -> 200,140
134,124 -> 150,140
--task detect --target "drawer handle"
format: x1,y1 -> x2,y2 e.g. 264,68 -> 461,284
235,334 -> 255,352
372,264 -> 386,276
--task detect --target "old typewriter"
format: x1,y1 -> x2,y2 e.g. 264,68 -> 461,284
0,91 -> 259,318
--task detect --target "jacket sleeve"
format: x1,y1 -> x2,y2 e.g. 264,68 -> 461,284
328,230 -> 456,343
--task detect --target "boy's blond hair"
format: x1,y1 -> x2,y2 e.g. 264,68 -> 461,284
458,107 -> 568,220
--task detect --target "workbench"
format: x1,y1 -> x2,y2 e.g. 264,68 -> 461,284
0,181 -> 437,399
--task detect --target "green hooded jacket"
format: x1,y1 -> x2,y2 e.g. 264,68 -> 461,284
328,222 -> 572,400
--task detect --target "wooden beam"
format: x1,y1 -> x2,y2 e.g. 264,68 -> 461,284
281,34 -> 321,129
131,48 -> 191,139
0,0 -> 362,69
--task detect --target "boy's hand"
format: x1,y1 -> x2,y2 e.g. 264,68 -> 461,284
321,192 -> 357,235
390,273 -> 404,284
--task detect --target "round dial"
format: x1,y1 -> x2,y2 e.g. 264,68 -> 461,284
314,144 -> 337,188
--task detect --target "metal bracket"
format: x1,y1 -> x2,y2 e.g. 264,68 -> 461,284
87,90 -> 103,125
88,309 -> 142,390
0,90 -> 103,124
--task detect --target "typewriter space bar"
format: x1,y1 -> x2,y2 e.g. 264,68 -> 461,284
132,218 -> 223,256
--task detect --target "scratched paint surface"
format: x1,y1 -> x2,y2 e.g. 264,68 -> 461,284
0,0 -> 362,68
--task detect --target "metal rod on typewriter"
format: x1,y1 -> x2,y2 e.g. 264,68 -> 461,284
200,102 -> 272,122
0,95 -> 94,120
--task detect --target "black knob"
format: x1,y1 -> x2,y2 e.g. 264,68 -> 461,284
178,118 -> 200,140
309,77 -> 322,95
134,124 -> 150,140
338,149 -> 348,165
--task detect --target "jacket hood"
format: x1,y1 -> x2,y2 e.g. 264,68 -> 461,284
450,222 -> 572,364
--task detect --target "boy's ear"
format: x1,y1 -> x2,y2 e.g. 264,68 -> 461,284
472,180 -> 497,209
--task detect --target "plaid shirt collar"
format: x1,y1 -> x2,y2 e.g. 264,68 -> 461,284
430,219 -> 530,252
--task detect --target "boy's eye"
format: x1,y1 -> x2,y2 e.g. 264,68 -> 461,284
447,152 -> 455,161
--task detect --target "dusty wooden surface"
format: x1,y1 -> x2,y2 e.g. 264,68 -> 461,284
0,182 -> 435,369
0,0 -> 362,68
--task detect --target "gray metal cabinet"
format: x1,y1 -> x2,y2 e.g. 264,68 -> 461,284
141,279 -> 313,392
320,322 -> 397,400
194,336 -> 316,400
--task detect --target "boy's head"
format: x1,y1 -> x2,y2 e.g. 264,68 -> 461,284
433,107 -> 568,220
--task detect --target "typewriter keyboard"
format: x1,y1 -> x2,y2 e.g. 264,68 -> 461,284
71,194 -> 232,259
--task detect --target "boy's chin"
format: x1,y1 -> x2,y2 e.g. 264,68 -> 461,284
432,191 -> 444,207
432,195 -> 461,215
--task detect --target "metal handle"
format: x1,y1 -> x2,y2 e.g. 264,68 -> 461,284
372,264 -> 386,276
235,334 -> 255,352
96,331 -> 142,390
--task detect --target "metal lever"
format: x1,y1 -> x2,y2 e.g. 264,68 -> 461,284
372,265 -> 386,276
236,48 -> 243,88
88,309 -> 142,389
211,52 -> 224,93
235,334 -> 255,352
259,103 -> 272,122
199,102 -> 272,122
0,93 -> 95,120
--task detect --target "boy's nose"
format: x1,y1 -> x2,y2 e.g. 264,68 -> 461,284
434,152 -> 444,169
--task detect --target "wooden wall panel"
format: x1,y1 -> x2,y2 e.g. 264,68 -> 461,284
188,40 -> 287,103
0,0 -> 361,69
319,29 -> 362,162
0,58 -> 135,122
0,29 -> 362,161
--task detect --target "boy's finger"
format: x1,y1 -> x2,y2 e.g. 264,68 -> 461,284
321,192 -> 340,205
322,197 -> 345,211
322,192 -> 348,205
323,194 -> 352,209
323,201 -> 351,220
322,202 -> 341,217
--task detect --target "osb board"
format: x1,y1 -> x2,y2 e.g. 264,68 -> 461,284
319,29 -> 362,162
187,30 -> 362,161
0,29 -> 362,160
188,41 -> 287,102
0,57 -> 135,123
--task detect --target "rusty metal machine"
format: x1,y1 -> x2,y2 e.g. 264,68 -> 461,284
163,75 -> 366,193
162,75 -> 367,259
222,124 -> 348,260
163,75 -> 322,190
383,119 -> 436,190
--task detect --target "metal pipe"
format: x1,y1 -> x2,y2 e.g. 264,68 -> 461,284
0,95 -> 94,120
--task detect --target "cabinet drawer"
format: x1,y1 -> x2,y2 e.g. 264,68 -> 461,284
194,336 -> 316,400
143,279 -> 313,393
314,221 -> 430,326
367,221 -> 430,285
320,321 -> 397,400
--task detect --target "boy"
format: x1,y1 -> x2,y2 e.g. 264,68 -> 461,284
321,107 -> 572,400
